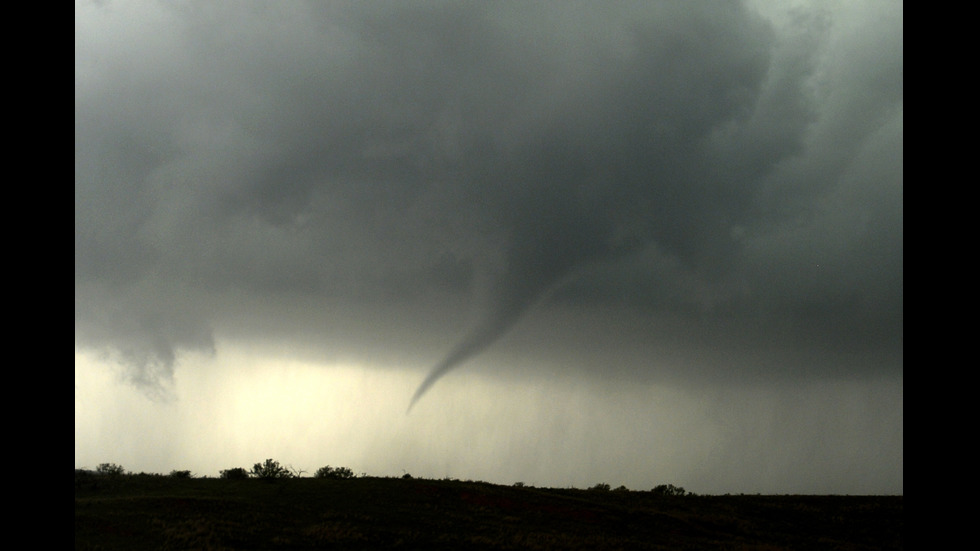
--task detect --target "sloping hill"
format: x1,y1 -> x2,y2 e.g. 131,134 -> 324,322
75,474 -> 902,550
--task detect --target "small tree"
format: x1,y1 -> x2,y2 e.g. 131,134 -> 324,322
651,483 -> 687,496
251,458 -> 293,479
220,467 -> 249,480
96,463 -> 125,476
314,465 -> 355,479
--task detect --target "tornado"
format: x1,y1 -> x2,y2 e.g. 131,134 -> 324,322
407,264 -> 555,412
407,293 -> 536,412
408,199 -> 639,411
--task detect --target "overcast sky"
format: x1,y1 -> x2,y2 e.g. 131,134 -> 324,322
75,0 -> 902,494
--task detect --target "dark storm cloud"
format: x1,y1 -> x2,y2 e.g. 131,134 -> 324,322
75,1 -> 902,400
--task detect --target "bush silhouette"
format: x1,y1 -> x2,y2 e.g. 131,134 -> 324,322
251,458 -> 293,479
314,465 -> 355,479
169,470 -> 193,478
651,483 -> 687,496
96,463 -> 125,476
589,483 -> 611,492
219,467 -> 250,480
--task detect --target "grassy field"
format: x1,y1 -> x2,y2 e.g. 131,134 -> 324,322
75,472 -> 902,550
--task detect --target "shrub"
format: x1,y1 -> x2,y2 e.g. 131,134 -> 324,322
251,458 -> 293,479
589,483 -> 611,492
314,465 -> 355,479
651,483 -> 687,496
96,463 -> 126,476
219,467 -> 250,480
169,470 -> 193,478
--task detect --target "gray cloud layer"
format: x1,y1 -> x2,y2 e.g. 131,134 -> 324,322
75,1 -> 902,402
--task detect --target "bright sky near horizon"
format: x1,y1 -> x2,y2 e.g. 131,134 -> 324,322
75,0 -> 902,494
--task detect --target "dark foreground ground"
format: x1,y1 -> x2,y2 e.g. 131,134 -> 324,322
75,473 -> 902,550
